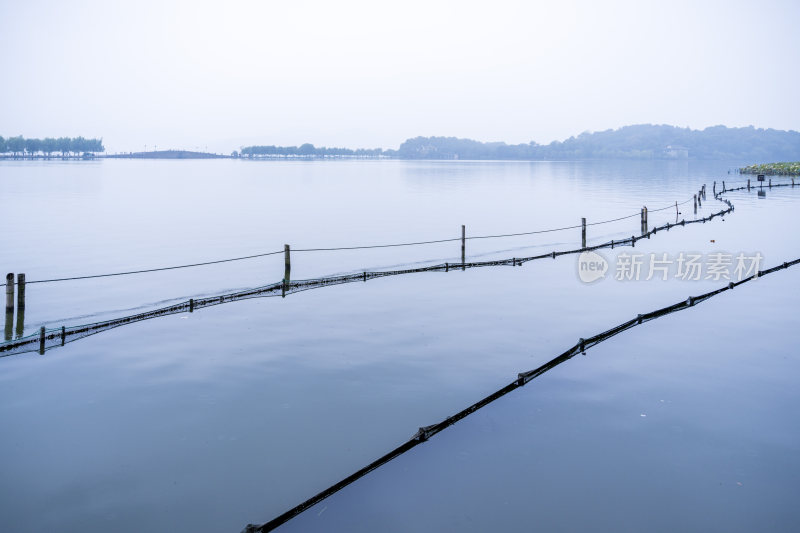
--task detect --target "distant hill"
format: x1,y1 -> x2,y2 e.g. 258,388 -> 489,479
396,125 -> 800,161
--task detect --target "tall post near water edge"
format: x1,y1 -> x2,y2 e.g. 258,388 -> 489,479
5,273 -> 14,342
640,208 -> 645,235
461,225 -> 466,270
748,178 -> 751,191
15,273 -> 25,339
640,206 -> 648,235
284,245 -> 291,281
694,194 -> 697,215
283,244 -> 291,298
581,218 -> 587,248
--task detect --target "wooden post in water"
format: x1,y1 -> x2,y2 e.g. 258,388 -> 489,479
694,194 -> 697,214
581,218 -> 587,248
282,244 -> 291,298
747,178 -> 750,191
697,191 -> 701,207
15,273 -> 25,339
61,326 -> 66,346
723,180 -> 726,192
284,244 -> 291,282
639,206 -> 647,235
39,326 -> 45,355
769,178 -> 772,188
461,225 -> 466,270
713,181 -> 716,195
4,273 -> 13,342
4,273 -> 13,315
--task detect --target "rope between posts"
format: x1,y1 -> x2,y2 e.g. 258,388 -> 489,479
11,196 -> 700,284
0,185 -> 749,356
7,180 -> 796,355
22,250 -> 285,284
241,254 -> 800,533
648,197 -> 694,212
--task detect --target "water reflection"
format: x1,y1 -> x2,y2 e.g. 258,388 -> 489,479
15,273 -> 25,339
3,307 -> 11,342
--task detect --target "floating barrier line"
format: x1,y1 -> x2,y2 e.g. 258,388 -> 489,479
7,179 -> 795,356
241,253 -> 800,533
14,197 -> 696,284
238,182 -> 795,531
0,184 -> 747,356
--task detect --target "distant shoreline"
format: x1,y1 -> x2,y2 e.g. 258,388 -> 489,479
3,124 -> 799,161
104,150 -> 228,159
0,150 -> 229,160
0,151 -> 394,161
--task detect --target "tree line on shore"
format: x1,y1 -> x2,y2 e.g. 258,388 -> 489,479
239,143 -> 386,157
4,124 -> 798,161
0,135 -> 104,156
239,125 -> 800,161
395,125 -> 800,161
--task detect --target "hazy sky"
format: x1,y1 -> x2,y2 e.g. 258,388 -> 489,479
1,0 -> 798,152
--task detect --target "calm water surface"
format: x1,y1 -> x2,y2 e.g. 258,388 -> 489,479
1,159 -> 798,532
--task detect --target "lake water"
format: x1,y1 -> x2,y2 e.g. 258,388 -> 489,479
1,159 -> 799,532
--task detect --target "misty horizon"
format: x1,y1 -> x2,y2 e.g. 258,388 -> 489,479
3,123 -> 800,155
2,1 -> 799,153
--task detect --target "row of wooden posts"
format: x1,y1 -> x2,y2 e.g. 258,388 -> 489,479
276,185 -> 714,293
13,178 -> 780,355
1,185 -> 708,349
744,175 -> 795,190
5,273 -> 61,355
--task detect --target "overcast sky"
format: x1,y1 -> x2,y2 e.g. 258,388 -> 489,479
1,0 -> 798,153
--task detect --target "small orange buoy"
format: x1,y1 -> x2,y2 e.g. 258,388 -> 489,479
710,239 -> 715,243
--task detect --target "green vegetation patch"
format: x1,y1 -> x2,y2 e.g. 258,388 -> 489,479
740,162 -> 800,175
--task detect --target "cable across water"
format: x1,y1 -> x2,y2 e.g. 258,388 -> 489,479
13,196 -> 697,284
1,185 -> 740,356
